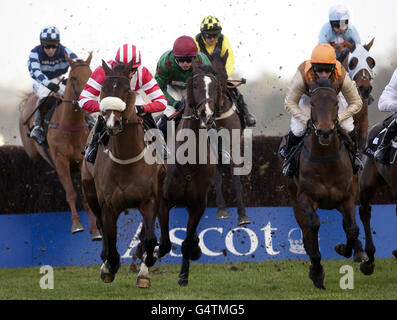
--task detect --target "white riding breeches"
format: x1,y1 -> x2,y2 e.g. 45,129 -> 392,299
33,78 -> 66,100
163,85 -> 187,118
290,93 -> 354,136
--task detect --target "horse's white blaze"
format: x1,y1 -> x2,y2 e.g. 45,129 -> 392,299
203,76 -> 213,119
106,112 -> 116,129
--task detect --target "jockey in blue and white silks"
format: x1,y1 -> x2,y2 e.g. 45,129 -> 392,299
27,26 -> 78,145
318,4 -> 361,62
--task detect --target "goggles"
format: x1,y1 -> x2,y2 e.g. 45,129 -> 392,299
176,56 -> 194,63
330,20 -> 348,29
204,32 -> 220,39
42,43 -> 59,49
312,63 -> 335,73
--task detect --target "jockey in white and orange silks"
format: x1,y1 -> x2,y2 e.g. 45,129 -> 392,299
280,44 -> 363,177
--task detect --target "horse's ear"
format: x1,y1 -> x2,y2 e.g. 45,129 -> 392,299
364,38 -> 375,51
192,61 -> 199,74
349,57 -> 358,71
186,77 -> 194,106
64,53 -> 74,67
85,51 -> 93,65
126,60 -> 135,75
221,49 -> 229,65
102,59 -> 112,75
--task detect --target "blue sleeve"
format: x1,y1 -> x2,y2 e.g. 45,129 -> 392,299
318,23 -> 332,44
63,45 -> 78,61
348,25 -> 361,45
27,47 -> 49,87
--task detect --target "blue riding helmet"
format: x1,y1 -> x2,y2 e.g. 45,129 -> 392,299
328,4 -> 350,21
40,26 -> 60,42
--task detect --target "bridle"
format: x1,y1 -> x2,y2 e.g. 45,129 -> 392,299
182,72 -> 219,123
61,62 -> 91,106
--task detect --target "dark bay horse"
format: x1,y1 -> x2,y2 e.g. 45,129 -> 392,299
283,79 -> 368,289
209,50 -> 250,225
358,117 -> 397,275
156,62 -> 218,286
81,60 -> 164,288
344,39 -> 376,151
19,53 -> 100,239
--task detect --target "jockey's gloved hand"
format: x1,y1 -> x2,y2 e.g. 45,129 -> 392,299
135,105 -> 145,115
47,82 -> 60,93
175,100 -> 186,112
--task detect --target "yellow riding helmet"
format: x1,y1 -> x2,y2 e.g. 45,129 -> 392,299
311,44 -> 337,64
200,15 -> 222,33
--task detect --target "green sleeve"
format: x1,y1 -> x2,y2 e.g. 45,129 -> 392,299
198,52 -> 212,65
155,53 -> 177,107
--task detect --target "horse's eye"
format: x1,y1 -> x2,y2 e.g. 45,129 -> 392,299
310,101 -> 314,107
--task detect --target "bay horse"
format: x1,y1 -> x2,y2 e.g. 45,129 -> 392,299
19,53 -> 101,239
81,60 -> 164,288
358,117 -> 397,275
156,62 -> 218,286
283,78 -> 368,289
209,50 -> 250,225
344,39 -> 376,151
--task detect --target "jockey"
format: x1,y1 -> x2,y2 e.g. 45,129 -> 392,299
374,69 -> 397,164
78,43 -> 167,164
155,35 -> 212,138
318,4 -> 361,63
280,44 -> 363,177
28,26 -> 78,145
195,15 -> 256,127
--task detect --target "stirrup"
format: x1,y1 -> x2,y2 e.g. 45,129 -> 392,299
30,125 -> 45,145
85,143 -> 98,164
282,162 -> 295,178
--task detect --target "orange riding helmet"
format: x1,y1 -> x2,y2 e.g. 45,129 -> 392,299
311,44 -> 337,64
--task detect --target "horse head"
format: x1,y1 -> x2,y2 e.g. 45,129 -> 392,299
186,62 -> 220,128
99,60 -> 136,136
310,78 -> 339,146
64,52 -> 93,101
347,38 -> 375,100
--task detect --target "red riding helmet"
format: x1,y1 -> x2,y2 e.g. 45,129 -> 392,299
173,36 -> 198,57
115,44 -> 141,68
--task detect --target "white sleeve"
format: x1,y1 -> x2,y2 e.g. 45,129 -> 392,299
378,69 -> 397,113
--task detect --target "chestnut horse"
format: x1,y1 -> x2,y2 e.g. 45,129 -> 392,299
156,62 -> 218,286
344,39 -> 376,151
19,53 -> 100,239
283,79 -> 368,289
81,60 -> 164,288
210,50 -> 250,225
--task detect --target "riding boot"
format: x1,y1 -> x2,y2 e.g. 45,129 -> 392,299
157,114 -> 171,160
280,131 -> 302,178
236,90 -> 256,127
375,119 -> 397,165
30,107 -> 46,145
84,115 -> 106,164
348,130 -> 364,174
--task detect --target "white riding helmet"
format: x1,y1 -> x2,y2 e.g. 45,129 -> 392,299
328,4 -> 350,21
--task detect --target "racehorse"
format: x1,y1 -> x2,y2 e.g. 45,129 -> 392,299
19,53 -> 101,239
156,62 -> 219,286
283,78 -> 368,289
358,117 -> 397,275
344,39 -> 376,151
81,60 -> 164,288
209,50 -> 250,225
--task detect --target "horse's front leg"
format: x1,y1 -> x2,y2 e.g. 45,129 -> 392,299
294,193 -> 325,289
53,155 -> 84,233
336,198 -> 368,263
100,205 -> 121,283
136,196 -> 158,289
178,202 -> 206,286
